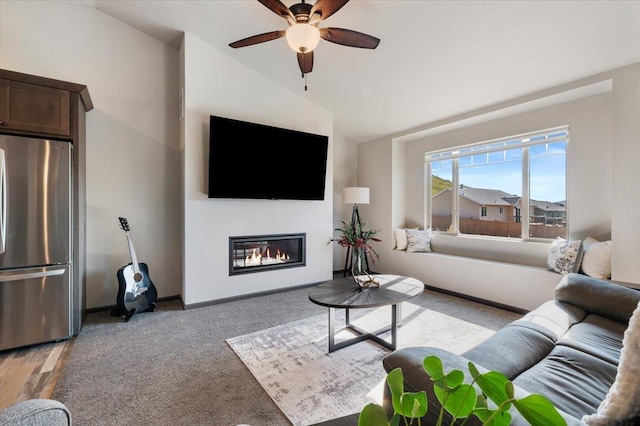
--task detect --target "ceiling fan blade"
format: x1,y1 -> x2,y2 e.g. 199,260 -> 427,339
229,30 -> 286,48
309,0 -> 349,22
319,28 -> 380,49
258,0 -> 295,22
297,51 -> 314,74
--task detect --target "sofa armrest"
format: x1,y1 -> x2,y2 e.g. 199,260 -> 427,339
382,347 -> 482,426
0,399 -> 71,426
554,273 -> 640,324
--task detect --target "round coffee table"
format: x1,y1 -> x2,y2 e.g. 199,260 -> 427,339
308,274 -> 424,352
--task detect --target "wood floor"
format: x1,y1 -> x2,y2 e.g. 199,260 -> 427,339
0,338 -> 74,410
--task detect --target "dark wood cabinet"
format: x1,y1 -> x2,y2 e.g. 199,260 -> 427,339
0,79 -> 71,136
0,68 -> 93,337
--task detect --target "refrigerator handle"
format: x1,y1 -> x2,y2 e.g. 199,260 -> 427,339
0,149 -> 6,254
0,268 -> 65,282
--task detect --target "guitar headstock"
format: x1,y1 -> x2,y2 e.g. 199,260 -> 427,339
118,217 -> 130,232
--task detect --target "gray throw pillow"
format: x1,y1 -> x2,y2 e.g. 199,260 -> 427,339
547,237 -> 582,275
406,229 -> 432,253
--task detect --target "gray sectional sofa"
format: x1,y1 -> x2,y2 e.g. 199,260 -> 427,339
0,399 -> 71,426
382,273 -> 640,425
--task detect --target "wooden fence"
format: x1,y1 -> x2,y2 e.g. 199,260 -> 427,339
432,216 -> 566,239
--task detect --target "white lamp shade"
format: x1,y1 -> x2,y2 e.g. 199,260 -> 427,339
343,187 -> 370,205
286,23 -> 321,53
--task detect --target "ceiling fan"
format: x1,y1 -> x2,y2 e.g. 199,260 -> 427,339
229,0 -> 380,86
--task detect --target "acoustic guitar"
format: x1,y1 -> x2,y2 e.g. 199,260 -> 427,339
111,217 -> 158,322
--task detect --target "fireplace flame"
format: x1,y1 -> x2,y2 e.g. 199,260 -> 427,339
243,248 -> 291,267
245,249 -> 262,266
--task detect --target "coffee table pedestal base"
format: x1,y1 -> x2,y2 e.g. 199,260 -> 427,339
327,304 -> 402,353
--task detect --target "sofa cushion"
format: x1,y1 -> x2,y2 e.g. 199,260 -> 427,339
556,314 -> 626,366
555,273 -> 640,324
511,300 -> 586,341
513,345 -> 617,420
582,300 -> 640,426
462,324 -> 555,379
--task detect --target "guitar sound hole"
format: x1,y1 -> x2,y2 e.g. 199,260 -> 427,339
134,272 -> 143,282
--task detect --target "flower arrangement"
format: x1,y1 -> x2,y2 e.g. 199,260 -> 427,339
330,220 -> 381,262
329,220 -> 381,287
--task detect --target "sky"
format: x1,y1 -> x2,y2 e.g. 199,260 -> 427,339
433,144 -> 567,203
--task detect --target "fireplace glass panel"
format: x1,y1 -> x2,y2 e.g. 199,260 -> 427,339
229,233 -> 306,275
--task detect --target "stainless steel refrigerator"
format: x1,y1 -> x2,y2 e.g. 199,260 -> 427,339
0,135 -> 74,351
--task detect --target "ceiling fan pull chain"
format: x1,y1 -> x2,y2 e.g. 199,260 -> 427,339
304,73 -> 308,91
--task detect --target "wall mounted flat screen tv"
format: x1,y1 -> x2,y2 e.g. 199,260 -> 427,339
208,115 -> 329,200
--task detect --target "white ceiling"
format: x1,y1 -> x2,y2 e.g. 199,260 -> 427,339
93,0 -> 640,143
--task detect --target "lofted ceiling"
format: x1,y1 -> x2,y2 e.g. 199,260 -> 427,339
93,0 -> 640,143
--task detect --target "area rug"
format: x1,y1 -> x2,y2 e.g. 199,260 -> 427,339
227,302 -> 517,426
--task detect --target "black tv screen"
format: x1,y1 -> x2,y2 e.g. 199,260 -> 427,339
208,115 -> 329,200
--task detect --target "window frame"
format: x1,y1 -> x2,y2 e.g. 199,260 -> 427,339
425,126 -> 569,243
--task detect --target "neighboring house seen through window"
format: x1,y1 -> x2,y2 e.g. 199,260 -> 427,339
427,126 -> 568,240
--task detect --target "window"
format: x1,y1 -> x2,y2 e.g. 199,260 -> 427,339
427,127 -> 568,240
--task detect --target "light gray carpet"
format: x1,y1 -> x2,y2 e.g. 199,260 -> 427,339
53,284 -> 521,426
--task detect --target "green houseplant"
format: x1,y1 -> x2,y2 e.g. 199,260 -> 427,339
358,355 -> 566,426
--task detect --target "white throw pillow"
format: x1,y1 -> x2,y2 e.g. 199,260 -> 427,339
406,229 -> 432,253
581,237 -> 612,279
547,236 -> 582,275
582,300 -> 640,425
394,227 -> 417,251
394,228 -> 407,250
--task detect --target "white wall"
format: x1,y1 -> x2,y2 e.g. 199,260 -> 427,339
1,1 -> 182,309
356,69 -> 640,310
611,63 -> 640,283
180,33 -> 334,306
331,132 -> 360,272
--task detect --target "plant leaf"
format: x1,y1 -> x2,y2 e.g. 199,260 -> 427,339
505,380 -> 514,399
423,355 -> 445,381
358,403 -> 390,426
476,393 -> 488,409
441,383 -> 477,418
389,414 -> 401,426
513,394 -> 567,426
475,371 -> 511,407
474,408 -> 512,426
468,361 -> 481,379
399,391 -> 428,419
386,368 -> 405,415
445,369 -> 465,389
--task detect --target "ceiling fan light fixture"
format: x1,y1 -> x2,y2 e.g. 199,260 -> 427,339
286,23 -> 321,53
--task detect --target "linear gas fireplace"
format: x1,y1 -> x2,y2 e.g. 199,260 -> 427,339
229,233 -> 306,275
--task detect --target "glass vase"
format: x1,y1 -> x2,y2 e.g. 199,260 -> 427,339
350,247 -> 379,288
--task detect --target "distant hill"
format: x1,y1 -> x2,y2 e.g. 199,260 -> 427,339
432,175 -> 452,196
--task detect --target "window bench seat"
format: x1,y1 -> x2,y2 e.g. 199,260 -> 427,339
387,249 -> 563,312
